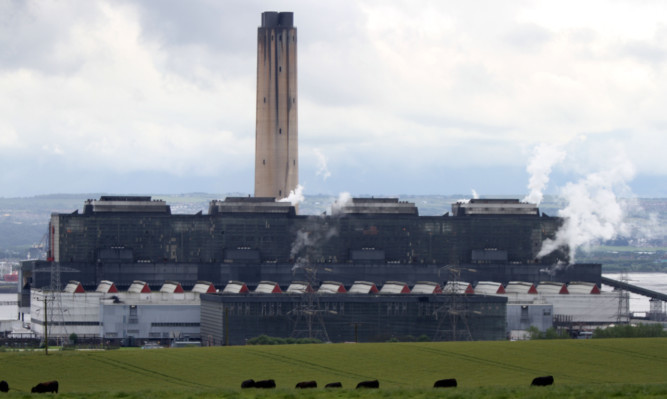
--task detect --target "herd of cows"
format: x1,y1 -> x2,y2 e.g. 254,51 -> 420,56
0,380 -> 58,393
240,375 -> 555,389
0,376 -> 554,393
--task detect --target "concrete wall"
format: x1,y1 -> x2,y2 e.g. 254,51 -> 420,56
507,303 -> 553,332
255,12 -> 298,199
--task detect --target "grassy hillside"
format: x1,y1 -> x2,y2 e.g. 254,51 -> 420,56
0,338 -> 666,397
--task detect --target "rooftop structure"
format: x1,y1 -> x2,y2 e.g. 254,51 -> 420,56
451,199 -> 539,217
335,198 -> 419,215
83,196 -> 170,214
317,281 -> 346,294
348,281 -> 379,294
379,281 -> 410,294
411,281 -> 443,294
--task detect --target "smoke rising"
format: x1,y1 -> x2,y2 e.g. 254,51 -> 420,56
537,147 -> 636,263
523,143 -> 566,205
331,192 -> 352,215
279,184 -> 305,206
290,192 -> 351,273
314,148 -> 331,181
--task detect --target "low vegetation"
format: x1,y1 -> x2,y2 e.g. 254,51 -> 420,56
0,338 -> 665,398
246,335 -> 322,345
593,323 -> 667,338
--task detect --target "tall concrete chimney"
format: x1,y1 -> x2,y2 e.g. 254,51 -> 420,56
254,11 -> 298,200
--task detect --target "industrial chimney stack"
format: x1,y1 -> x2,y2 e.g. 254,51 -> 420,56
254,11 -> 298,200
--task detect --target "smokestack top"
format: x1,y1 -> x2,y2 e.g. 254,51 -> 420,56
261,11 -> 294,28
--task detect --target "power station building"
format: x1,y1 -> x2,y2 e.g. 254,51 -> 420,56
21,196 -> 594,294
16,11 -> 632,344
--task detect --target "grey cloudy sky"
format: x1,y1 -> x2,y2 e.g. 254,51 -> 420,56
1,0 -> 666,198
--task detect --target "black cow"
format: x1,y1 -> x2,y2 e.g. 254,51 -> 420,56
31,381 -> 58,394
433,378 -> 457,388
254,379 -> 276,389
531,376 -> 554,386
295,380 -> 317,389
356,380 -> 379,389
325,382 -> 343,388
0,380 -> 8,392
241,379 -> 255,388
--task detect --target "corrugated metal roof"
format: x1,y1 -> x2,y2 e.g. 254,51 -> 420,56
128,280 -> 151,293
222,281 -> 249,294
192,281 -> 216,294
443,281 -> 474,294
538,282 -> 569,294
348,281 -> 379,294
474,281 -> 505,295
159,281 -> 184,293
567,282 -> 600,294
64,280 -> 84,293
379,281 -> 410,294
504,281 -> 538,294
318,281 -> 346,294
95,280 -> 118,293
254,281 -> 282,294
286,281 -> 313,294
411,281 -> 442,294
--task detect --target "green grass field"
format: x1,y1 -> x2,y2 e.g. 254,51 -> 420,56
1,338 -> 666,398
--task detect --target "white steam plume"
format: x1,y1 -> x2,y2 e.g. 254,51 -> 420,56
278,184 -> 305,206
331,192 -> 352,215
523,143 -> 566,205
538,151 -> 635,263
314,148 -> 331,181
471,189 -> 479,199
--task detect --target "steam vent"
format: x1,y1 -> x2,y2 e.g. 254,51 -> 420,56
254,11 -> 298,200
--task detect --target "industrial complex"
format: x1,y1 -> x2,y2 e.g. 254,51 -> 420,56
7,11 -> 664,346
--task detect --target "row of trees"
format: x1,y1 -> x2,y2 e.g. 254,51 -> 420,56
527,323 -> 666,340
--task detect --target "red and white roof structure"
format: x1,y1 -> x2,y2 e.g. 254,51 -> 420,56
160,281 -> 184,293
379,281 -> 411,294
411,281 -> 442,294
192,281 -> 217,294
222,281 -> 250,294
286,281 -> 314,294
64,280 -> 85,293
128,280 -> 151,293
318,281 -> 347,294
537,281 -> 569,294
254,281 -> 282,294
348,281 -> 379,294
504,281 -> 538,295
96,280 -> 118,293
567,282 -> 601,294
474,281 -> 506,295
443,281 -> 474,294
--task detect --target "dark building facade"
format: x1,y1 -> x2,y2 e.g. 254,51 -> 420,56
200,292 -> 507,345
18,196 -> 596,294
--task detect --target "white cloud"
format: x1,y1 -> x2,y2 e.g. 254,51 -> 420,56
0,0 -> 665,196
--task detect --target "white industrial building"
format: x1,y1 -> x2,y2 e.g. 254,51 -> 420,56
29,280 -> 215,344
486,281 -> 629,335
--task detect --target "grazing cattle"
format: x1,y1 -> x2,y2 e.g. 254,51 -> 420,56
433,378 -> 457,388
295,380 -> 317,389
531,376 -> 554,386
0,380 -> 8,392
356,380 -> 379,389
241,379 -> 255,388
325,382 -> 343,388
254,379 -> 276,389
31,381 -> 59,394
